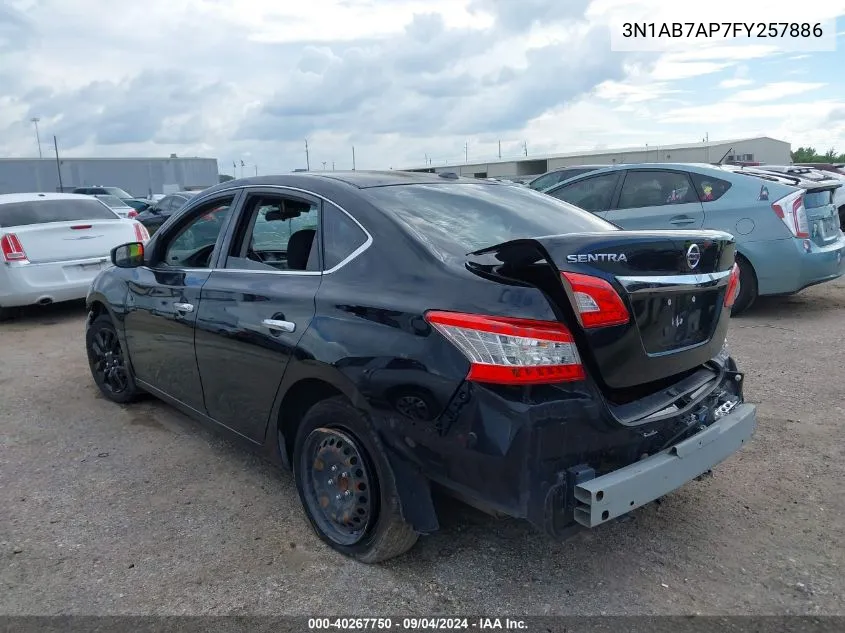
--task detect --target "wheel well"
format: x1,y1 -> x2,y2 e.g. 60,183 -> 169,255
277,379 -> 344,462
735,252 -> 757,283
88,300 -> 107,319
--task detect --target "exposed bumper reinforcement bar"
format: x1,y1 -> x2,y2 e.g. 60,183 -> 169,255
573,403 -> 757,528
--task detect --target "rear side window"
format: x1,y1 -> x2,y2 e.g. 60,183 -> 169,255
690,173 -> 732,202
804,190 -> 833,209
322,205 -> 368,270
547,173 -> 620,212
0,199 -> 118,227
364,183 -> 616,253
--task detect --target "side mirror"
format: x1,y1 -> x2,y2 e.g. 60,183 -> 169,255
111,242 -> 145,268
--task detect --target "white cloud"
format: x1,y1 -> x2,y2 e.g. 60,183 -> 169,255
729,82 -> 826,103
1,0 -> 845,174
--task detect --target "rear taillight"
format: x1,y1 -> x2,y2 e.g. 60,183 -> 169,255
128,210 -> 139,219
133,222 -> 150,243
1,233 -> 28,263
772,191 -> 809,238
560,272 -> 629,328
424,310 -> 584,385
724,263 -> 741,308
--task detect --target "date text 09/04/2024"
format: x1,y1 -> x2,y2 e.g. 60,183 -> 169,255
308,618 -> 528,631
622,22 -> 824,38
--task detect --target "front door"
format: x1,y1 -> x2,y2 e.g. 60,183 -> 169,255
123,193 -> 238,412
605,169 -> 705,230
194,189 -> 324,442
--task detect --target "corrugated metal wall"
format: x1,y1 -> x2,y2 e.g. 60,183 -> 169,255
0,158 -> 219,196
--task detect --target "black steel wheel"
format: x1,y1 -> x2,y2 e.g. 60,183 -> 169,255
86,314 -> 143,403
292,396 -> 419,563
300,428 -> 376,546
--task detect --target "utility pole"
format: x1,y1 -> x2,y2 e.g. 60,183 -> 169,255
305,139 -> 310,171
53,136 -> 63,191
322,161 -> 327,170
523,141 -> 528,157
254,165 -> 258,176
332,161 -> 335,171
498,140 -> 501,159
465,141 -> 468,163
352,145 -> 356,170
31,118 -> 42,158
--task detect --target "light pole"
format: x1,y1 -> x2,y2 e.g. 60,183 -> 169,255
31,118 -> 42,158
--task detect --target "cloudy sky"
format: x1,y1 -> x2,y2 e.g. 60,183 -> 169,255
1,0 -> 844,175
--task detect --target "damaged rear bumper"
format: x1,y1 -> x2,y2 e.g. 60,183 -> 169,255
571,402 -> 757,528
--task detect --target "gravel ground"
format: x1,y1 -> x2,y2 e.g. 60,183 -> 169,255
1,280 -> 843,616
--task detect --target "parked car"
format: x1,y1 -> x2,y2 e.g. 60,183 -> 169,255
751,165 -> 845,230
135,191 -> 197,234
527,165 -> 606,191
94,194 -> 137,219
86,171 -> 755,562
543,163 -> 845,314
0,193 -> 149,320
72,186 -> 150,213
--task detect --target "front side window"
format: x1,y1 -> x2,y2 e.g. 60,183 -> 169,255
618,170 -> 698,209
547,173 -> 620,213
162,197 -> 234,268
227,195 -> 320,271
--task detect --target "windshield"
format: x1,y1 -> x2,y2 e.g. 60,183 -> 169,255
95,195 -> 130,208
103,187 -> 132,199
364,183 -> 616,254
0,199 -> 119,227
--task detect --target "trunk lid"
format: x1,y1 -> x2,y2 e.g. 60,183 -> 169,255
803,185 -> 841,246
6,220 -> 137,263
467,229 -> 736,392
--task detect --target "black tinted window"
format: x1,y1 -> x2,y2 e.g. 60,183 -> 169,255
323,205 -> 367,269
529,172 -> 560,191
0,199 -> 118,227
364,183 -> 616,253
163,198 -> 234,268
618,171 -> 697,208
690,172 -> 732,202
548,173 -> 619,212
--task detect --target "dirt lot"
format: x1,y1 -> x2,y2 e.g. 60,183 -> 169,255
1,280 -> 844,616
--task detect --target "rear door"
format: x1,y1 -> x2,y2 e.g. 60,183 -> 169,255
605,169 -> 705,230
545,171 -> 622,218
122,193 -> 238,411
194,188 -> 334,442
804,186 -> 841,245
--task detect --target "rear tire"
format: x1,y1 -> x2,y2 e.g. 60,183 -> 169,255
86,314 -> 143,404
293,396 -> 419,563
731,256 -> 757,316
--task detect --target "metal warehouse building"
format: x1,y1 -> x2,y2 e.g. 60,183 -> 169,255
405,136 -> 792,180
0,157 -> 219,197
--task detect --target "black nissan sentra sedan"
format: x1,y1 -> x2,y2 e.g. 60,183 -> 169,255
85,171 -> 757,562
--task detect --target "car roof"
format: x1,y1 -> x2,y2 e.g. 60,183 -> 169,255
199,170 -> 497,195
0,192 -> 98,204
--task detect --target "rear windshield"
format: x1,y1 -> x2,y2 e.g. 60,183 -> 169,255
95,195 -> 129,208
364,183 -> 616,253
0,199 -> 119,227
104,187 -> 132,198
805,189 -> 833,208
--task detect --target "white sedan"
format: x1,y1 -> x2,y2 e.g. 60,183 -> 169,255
0,192 -> 149,320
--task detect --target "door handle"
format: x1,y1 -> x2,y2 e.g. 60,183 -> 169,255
173,302 -> 194,313
669,216 -> 696,225
263,319 -> 296,333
